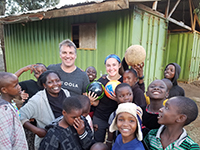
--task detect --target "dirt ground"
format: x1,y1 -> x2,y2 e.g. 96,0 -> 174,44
179,80 -> 200,145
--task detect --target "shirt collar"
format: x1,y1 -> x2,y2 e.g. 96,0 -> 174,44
156,125 -> 188,146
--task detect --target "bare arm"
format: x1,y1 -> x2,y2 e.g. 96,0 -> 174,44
15,64 -> 36,77
23,121 -> 47,138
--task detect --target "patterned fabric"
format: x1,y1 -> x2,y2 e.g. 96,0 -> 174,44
144,125 -> 200,150
0,98 -> 28,150
11,100 -> 21,117
39,116 -> 94,150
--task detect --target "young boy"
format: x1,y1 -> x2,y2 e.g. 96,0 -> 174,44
142,79 -> 168,137
39,96 -> 93,150
106,83 -> 133,149
85,66 -> 97,83
123,68 -> 146,107
0,72 -> 28,149
144,96 -> 200,149
109,103 -> 145,150
90,142 -> 108,150
78,95 -> 94,132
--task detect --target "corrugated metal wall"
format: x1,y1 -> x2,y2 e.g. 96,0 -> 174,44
190,32 -> 200,82
132,8 -> 168,87
165,32 -> 200,82
4,7 -> 168,88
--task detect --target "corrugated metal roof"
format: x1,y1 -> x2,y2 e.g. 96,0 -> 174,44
0,0 -> 104,18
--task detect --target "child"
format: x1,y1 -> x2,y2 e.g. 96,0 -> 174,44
144,96 -> 200,149
90,142 -> 108,150
145,78 -> 172,105
142,79 -> 168,137
15,63 -> 47,150
86,66 -> 97,83
15,63 -> 47,105
123,68 -> 146,107
164,63 -> 185,98
106,83 -> 134,149
78,95 -> 94,132
0,72 -> 28,149
39,96 -> 93,150
109,103 -> 145,150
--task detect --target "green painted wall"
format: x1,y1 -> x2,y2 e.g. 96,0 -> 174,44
165,32 -> 200,82
4,7 -> 168,88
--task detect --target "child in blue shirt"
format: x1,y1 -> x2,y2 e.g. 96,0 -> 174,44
109,103 -> 145,150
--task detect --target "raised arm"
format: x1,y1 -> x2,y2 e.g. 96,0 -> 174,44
15,64 -> 36,77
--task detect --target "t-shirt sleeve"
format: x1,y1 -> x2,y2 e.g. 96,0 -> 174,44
82,72 -> 90,94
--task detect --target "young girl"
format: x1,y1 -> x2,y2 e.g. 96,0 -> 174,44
109,103 -> 145,150
106,83 -> 133,149
142,79 -> 168,137
93,54 -> 123,142
123,68 -> 146,107
164,63 -> 185,98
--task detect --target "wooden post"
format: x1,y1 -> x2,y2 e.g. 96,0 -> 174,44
165,0 -> 170,17
0,0 -> 6,72
167,0 -> 180,19
152,1 -> 158,11
189,0 -> 194,31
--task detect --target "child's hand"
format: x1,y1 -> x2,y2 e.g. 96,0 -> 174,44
73,117 -> 85,135
132,62 -> 144,78
24,64 -> 37,74
35,128 -> 47,138
21,90 -> 29,102
93,124 -> 98,131
86,91 -> 99,106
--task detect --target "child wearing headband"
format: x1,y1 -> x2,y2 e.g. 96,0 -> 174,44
93,54 -> 123,142
109,103 -> 145,150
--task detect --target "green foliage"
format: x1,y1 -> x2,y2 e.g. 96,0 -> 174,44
194,2 -> 200,20
6,0 -> 60,15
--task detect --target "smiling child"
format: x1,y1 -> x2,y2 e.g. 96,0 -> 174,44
109,103 -> 145,150
144,96 -> 199,149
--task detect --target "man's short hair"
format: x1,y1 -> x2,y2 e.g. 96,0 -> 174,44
174,96 -> 198,126
62,96 -> 82,113
59,39 -> 77,54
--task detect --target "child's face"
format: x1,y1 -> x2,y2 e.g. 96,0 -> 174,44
43,73 -> 62,97
116,86 -> 133,104
123,71 -> 137,86
82,103 -> 91,117
5,75 -> 21,97
105,58 -> 121,77
86,67 -> 97,82
117,112 -> 137,141
147,80 -> 167,100
63,109 -> 82,126
158,98 -> 181,125
34,65 -> 47,79
164,64 -> 175,80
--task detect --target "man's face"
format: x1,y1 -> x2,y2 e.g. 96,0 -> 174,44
60,45 -> 77,68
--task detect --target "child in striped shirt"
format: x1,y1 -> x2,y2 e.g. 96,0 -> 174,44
144,96 -> 200,149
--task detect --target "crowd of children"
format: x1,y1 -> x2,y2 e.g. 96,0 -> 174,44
0,39 -> 199,150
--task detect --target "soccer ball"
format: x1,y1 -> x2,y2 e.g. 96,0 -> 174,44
105,80 -> 121,100
124,45 -> 146,66
86,81 -> 105,100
